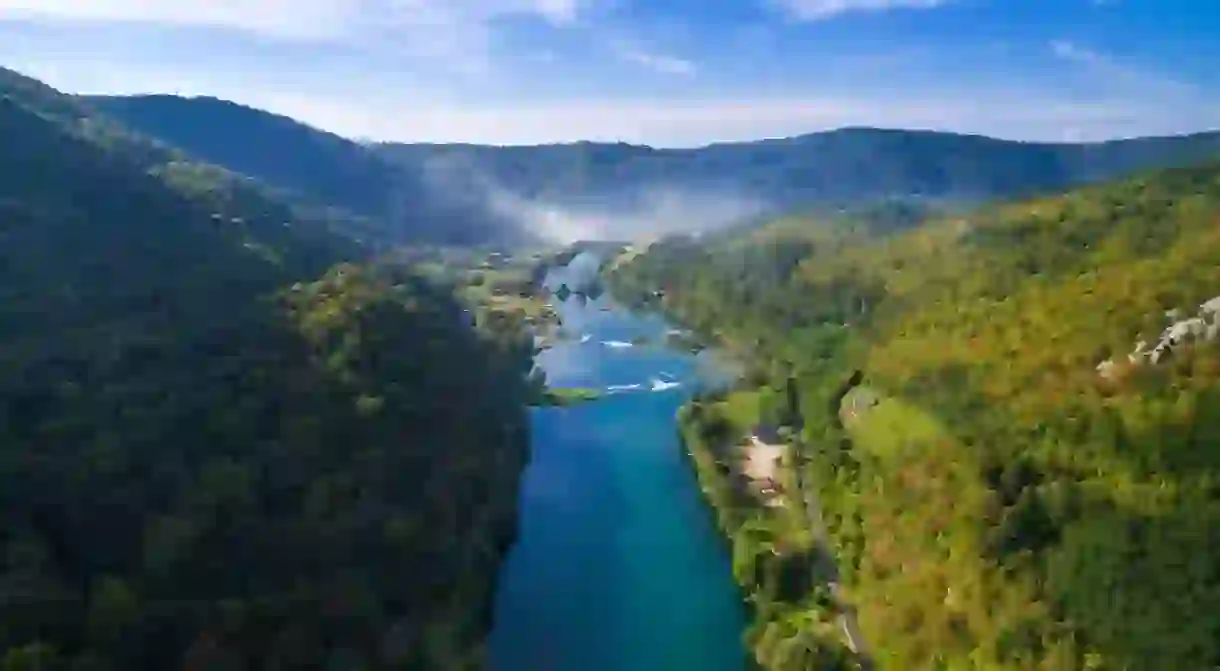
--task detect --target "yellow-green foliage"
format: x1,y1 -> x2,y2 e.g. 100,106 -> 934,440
611,158 -> 1220,670
722,390 -> 765,430
837,162 -> 1220,671
678,393 -> 861,671
534,387 -> 601,407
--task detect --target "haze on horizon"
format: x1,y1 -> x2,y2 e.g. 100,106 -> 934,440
1,0 -> 1217,148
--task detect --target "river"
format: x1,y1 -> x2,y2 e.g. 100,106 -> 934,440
487,253 -> 748,671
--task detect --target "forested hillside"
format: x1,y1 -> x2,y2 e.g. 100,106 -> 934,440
84,95 -> 400,221
85,94 -> 534,248
378,127 -> 1220,209
608,157 -> 1220,669
1,69 -> 533,669
84,87 -> 1220,243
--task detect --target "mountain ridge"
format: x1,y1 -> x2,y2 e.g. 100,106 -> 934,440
81,92 -> 522,248
83,87 -> 1220,243
412,124 -> 1219,152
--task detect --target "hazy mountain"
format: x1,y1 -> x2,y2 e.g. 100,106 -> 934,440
377,127 -> 1220,206
86,94 -> 1220,243
84,93 -> 535,247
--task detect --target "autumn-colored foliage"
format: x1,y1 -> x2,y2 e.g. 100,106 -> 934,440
610,157 -> 1220,669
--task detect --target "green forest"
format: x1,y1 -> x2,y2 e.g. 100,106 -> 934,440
0,70 -> 535,668
9,52 -> 1220,670
609,158 -> 1220,670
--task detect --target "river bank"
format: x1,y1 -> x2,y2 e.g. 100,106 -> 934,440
487,253 -> 747,671
672,386 -> 868,670
602,266 -> 867,669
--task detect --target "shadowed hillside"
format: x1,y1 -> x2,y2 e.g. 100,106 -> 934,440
85,93 -> 532,248
1,67 -> 533,669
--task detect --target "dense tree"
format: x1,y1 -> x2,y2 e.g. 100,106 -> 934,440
610,157 -> 1220,669
0,70 -> 533,668
83,93 -> 536,248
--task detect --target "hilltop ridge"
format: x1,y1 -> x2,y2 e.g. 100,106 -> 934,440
80,82 -> 1220,241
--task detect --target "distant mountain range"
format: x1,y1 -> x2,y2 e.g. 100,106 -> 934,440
84,91 -> 1220,245
375,127 -> 1220,205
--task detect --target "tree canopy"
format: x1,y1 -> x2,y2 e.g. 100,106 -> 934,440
609,157 -> 1220,670
0,68 -> 534,669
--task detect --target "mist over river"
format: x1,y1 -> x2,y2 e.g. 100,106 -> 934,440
487,253 -> 747,671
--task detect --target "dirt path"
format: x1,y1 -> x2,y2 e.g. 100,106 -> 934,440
796,466 -> 873,667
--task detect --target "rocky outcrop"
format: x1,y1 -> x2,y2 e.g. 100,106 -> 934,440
1097,295 -> 1220,378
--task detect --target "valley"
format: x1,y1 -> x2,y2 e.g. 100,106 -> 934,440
84,90 -> 1220,249
2,48 -> 1220,671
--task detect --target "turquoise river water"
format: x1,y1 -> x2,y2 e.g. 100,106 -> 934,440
487,254 -> 748,671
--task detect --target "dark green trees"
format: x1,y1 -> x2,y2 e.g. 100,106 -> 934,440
0,69 -> 532,669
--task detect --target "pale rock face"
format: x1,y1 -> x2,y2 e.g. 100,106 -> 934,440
1161,317 -> 1207,346
1099,294 -> 1220,376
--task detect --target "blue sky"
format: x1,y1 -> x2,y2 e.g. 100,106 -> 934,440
0,0 -> 1216,146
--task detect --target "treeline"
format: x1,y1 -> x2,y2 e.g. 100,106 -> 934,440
1,70 -> 533,668
608,158 -> 1220,669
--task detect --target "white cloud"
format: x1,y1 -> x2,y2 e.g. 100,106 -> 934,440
3,5 -> 1216,149
1049,39 -> 1101,65
610,41 -> 696,76
1049,39 -> 1203,103
0,0 -> 346,39
0,0 -> 594,75
11,50 -> 1213,146
770,0 -> 946,21
0,0 -> 588,38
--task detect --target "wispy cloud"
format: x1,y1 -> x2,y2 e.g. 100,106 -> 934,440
2,0 -> 1216,147
485,182 -> 764,242
0,0 -> 589,38
1049,39 -> 1103,65
235,88 -> 1212,146
0,0 -> 348,40
610,41 -> 696,76
770,0 -> 947,21
7,45 -> 1213,147
0,0 -> 594,75
1049,39 -> 1203,102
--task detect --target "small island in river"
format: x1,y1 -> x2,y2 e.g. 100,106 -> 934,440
532,386 -> 603,407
